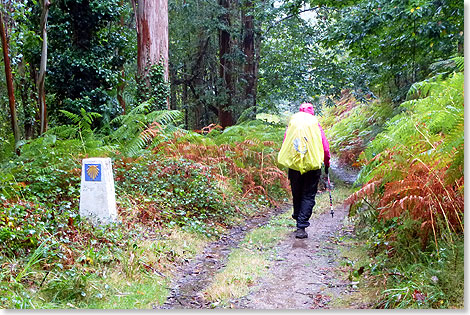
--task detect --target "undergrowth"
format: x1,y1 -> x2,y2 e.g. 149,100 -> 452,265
330,71 -> 464,308
320,90 -> 396,167
0,109 -> 289,308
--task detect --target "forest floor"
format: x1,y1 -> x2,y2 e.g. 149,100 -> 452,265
158,159 -> 380,309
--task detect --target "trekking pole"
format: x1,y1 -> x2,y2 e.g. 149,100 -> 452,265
327,173 -> 334,217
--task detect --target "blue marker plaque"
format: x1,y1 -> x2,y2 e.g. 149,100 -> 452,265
85,164 -> 101,181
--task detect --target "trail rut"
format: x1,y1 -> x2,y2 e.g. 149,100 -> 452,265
159,160 -> 360,309
159,204 -> 289,309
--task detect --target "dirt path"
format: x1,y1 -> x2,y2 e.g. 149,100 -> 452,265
160,160 -> 360,309
230,204 -> 357,309
159,204 -> 290,309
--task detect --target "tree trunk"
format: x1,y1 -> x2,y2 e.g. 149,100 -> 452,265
117,69 -> 126,113
117,0 -> 126,114
183,74 -> 188,128
38,0 -> 50,135
0,10 -> 20,149
218,0 -> 234,127
253,23 -> 261,112
242,0 -> 256,109
169,64 -> 177,110
135,0 -> 169,107
18,59 -> 34,139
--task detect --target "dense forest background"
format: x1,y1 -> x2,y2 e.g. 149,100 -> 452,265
0,0 -> 464,146
0,0 -> 464,309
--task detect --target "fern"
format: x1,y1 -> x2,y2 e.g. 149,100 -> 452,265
152,121 -> 289,204
346,71 -> 464,248
109,101 -> 184,156
452,56 -> 464,72
54,108 -> 110,155
59,108 -> 102,136
46,125 -> 79,139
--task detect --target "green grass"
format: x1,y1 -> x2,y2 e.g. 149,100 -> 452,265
0,226 -> 210,309
84,273 -> 169,309
329,236 -> 382,309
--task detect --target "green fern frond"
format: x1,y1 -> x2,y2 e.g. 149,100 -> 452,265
46,125 -> 79,139
124,134 -> 149,157
109,101 -> 184,156
452,56 -> 464,72
59,108 -> 102,134
59,110 -> 81,125
147,110 -> 183,125
407,76 -> 443,100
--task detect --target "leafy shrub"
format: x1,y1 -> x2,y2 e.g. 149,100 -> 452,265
115,156 -> 235,230
0,136 -> 82,203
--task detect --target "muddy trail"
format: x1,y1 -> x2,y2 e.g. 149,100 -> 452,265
159,160 -> 361,309
230,204 -> 361,309
159,204 -> 290,309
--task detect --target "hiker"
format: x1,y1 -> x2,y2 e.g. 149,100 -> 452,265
277,102 -> 330,239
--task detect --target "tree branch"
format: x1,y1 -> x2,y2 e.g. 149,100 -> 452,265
265,7 -> 320,34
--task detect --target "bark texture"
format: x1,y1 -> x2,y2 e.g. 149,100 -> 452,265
38,0 -> 50,135
136,0 -> 169,82
242,1 -> 256,109
218,0 -> 234,127
0,11 -> 20,147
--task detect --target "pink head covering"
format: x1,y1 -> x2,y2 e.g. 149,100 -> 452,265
299,102 -> 315,116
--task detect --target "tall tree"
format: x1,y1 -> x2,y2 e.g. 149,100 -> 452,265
0,10 -> 20,149
135,0 -> 169,108
38,0 -> 50,135
47,0 -> 130,123
116,0 -> 127,114
218,0 -> 234,127
323,0 -> 464,100
241,0 -> 256,110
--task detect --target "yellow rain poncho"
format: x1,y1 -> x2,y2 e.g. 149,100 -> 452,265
277,111 -> 324,174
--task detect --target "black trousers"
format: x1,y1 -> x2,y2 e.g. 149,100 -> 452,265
288,168 -> 321,229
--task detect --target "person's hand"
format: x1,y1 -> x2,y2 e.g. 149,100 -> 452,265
324,166 -> 329,175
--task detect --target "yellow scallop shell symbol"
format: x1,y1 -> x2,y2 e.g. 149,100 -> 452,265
87,165 -> 100,180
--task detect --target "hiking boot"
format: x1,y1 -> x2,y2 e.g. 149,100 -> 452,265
295,228 -> 308,239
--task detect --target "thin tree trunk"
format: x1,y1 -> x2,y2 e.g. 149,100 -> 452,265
253,24 -> 261,114
169,64 -> 177,110
18,59 -> 34,139
183,72 -> 188,128
0,10 -> 20,149
117,69 -> 126,113
117,0 -> 126,114
218,0 -> 234,127
38,0 -> 50,135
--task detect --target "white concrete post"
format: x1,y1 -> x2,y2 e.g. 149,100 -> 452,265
79,157 -> 118,225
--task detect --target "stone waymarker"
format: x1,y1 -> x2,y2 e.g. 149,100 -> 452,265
79,157 -> 118,225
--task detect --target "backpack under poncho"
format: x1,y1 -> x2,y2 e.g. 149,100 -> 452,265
277,112 -> 324,174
